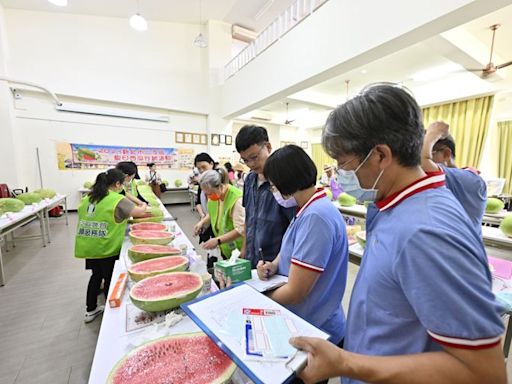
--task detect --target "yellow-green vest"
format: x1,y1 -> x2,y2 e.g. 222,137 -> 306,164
207,185 -> 243,257
75,191 -> 127,259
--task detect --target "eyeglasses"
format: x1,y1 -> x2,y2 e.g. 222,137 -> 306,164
239,144 -> 265,165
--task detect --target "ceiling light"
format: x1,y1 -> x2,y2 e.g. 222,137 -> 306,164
411,63 -> 462,82
194,0 -> 208,48
130,13 -> 148,31
48,0 -> 67,6
361,69 -> 367,74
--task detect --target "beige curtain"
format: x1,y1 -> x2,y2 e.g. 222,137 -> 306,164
311,143 -> 335,176
422,95 -> 494,168
496,121 -> 512,194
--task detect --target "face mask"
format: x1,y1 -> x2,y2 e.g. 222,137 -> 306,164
336,150 -> 384,203
207,193 -> 221,201
273,190 -> 298,208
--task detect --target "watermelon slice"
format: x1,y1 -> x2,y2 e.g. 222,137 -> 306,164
107,332 -> 236,384
356,231 -> 366,248
129,230 -> 174,245
130,272 -> 203,312
128,256 -> 189,282
128,244 -> 181,263
130,222 -> 167,232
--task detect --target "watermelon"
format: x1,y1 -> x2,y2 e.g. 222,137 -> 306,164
83,181 -> 93,189
129,272 -> 203,312
131,222 -> 167,232
136,180 -> 146,186
128,256 -> 189,282
128,215 -> 164,224
129,230 -> 173,245
324,188 -> 333,201
163,180 -> 169,187
128,244 -> 182,263
338,192 -> 356,207
356,231 -> 366,248
33,188 -> 56,199
174,179 -> 182,187
486,198 -> 505,214
107,332 -> 236,384
16,192 -> 42,205
500,216 -> 512,238
0,198 -> 25,215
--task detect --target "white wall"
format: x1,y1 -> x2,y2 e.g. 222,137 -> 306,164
4,9 -> 209,114
11,90 -> 209,209
221,0 -> 511,117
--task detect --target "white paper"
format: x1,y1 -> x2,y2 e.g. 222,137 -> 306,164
246,270 -> 288,293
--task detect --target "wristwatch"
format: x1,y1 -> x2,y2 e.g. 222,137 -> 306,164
217,238 -> 222,245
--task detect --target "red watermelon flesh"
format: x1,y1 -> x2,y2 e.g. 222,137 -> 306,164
130,230 -> 170,238
127,244 -> 181,263
130,223 -> 167,231
131,272 -> 200,299
107,333 -> 236,384
130,256 -> 187,273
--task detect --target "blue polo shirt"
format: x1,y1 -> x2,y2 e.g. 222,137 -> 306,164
438,165 -> 486,236
278,190 -> 348,344
343,173 -> 503,384
243,171 -> 295,268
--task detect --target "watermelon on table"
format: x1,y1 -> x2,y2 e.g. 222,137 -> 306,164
107,332 -> 236,384
130,222 -> 167,232
0,198 -> 25,215
128,256 -> 189,281
129,272 -> 203,312
129,230 -> 174,245
128,244 -> 182,263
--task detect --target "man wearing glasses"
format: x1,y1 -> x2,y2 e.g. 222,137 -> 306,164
235,125 -> 295,268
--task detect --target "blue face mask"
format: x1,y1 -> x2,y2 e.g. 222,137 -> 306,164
273,190 -> 298,208
336,150 -> 384,203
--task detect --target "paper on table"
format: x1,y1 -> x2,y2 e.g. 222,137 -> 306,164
488,256 -> 512,279
246,270 -> 288,293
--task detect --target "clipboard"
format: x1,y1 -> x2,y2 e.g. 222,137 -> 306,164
181,283 -> 330,384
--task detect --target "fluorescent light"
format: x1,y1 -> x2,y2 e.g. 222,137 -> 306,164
411,63 -> 462,82
56,102 -> 169,122
194,33 -> 208,48
48,0 -> 67,6
129,13 -> 148,31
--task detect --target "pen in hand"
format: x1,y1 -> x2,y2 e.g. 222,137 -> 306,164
259,248 -> 269,279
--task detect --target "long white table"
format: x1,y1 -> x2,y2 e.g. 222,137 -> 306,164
41,194 -> 69,244
0,203 -> 48,286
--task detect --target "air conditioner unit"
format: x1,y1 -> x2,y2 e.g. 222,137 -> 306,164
232,25 -> 258,43
250,110 -> 273,121
56,102 -> 169,122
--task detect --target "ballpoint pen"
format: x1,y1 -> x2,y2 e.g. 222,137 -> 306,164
259,247 -> 269,278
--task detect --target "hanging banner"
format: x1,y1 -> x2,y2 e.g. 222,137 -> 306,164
56,142 -> 183,170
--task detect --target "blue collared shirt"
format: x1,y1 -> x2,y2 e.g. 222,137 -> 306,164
242,172 -> 295,268
343,174 -> 503,384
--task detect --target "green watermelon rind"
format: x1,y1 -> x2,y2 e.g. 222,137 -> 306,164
486,198 -> 505,214
128,216 -> 165,224
128,256 -> 189,282
106,332 -> 237,384
16,192 -> 43,205
129,272 -> 203,312
338,192 -> 357,207
500,215 -> 512,238
356,231 -> 366,248
129,231 -> 174,245
128,245 -> 181,263
0,198 -> 25,215
33,188 -> 56,199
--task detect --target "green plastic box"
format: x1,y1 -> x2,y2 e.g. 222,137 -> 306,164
214,259 -> 252,283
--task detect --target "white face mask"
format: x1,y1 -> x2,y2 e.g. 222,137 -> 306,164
336,150 -> 384,203
273,190 -> 298,208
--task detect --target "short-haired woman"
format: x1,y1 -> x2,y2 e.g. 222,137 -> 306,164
257,145 -> 348,347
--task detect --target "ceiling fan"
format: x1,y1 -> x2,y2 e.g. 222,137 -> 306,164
284,102 -> 295,125
470,24 -> 512,78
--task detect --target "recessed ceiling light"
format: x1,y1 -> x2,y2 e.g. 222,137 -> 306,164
129,13 -> 148,31
361,69 -> 368,74
48,0 -> 67,6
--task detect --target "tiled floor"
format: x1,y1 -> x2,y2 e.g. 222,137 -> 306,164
0,204 -> 509,383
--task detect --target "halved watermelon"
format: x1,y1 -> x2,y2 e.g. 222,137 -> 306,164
129,230 -> 174,245
128,256 -> 189,282
128,244 -> 181,263
107,332 -> 236,384
130,222 -> 167,232
129,272 -> 203,312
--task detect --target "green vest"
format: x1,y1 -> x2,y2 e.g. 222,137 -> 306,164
75,191 -> 127,259
207,185 -> 243,257
125,179 -> 137,196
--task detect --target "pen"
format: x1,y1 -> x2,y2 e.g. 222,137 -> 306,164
259,248 -> 269,279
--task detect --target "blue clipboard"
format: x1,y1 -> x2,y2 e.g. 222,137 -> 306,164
181,282 -> 301,384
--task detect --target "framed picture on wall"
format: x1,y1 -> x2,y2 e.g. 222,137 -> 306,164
200,134 -> 207,145
300,141 -> 309,149
211,134 -> 220,146
192,134 -> 200,144
225,135 -> 232,145
175,132 -> 184,143
219,135 -> 225,144
184,133 -> 193,144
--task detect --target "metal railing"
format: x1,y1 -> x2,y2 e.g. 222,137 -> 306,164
224,0 -> 328,80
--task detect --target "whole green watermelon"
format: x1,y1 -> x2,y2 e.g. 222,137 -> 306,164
17,192 -> 42,205
33,188 -> 56,199
0,198 -> 25,215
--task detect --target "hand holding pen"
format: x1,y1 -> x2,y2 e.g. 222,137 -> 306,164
256,248 -> 276,280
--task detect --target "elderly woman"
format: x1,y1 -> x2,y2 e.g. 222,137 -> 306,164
194,168 -> 245,265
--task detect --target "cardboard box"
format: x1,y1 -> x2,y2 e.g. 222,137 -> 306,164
108,273 -> 128,308
214,259 -> 252,283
